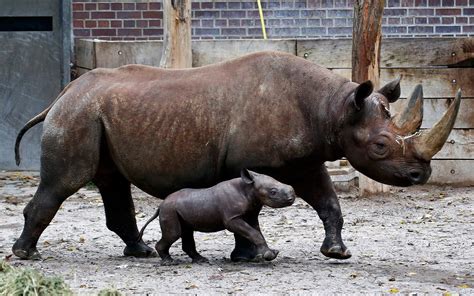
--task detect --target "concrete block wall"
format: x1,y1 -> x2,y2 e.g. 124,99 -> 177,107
72,0 -> 474,41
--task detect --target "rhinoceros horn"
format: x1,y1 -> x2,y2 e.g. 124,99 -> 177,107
392,84 -> 423,134
412,89 -> 462,160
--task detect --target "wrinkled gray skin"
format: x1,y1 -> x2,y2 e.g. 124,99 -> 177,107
13,51 -> 453,261
137,169 -> 296,264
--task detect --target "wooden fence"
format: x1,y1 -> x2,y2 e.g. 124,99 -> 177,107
75,38 -> 474,185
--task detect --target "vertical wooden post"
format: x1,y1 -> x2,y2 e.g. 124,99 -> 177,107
352,0 -> 390,196
160,0 -> 192,69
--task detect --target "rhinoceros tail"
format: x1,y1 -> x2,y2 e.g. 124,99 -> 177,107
14,82 -> 74,166
15,110 -> 49,166
137,207 -> 161,242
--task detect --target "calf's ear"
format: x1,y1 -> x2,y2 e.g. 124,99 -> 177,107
240,168 -> 254,184
353,80 -> 373,110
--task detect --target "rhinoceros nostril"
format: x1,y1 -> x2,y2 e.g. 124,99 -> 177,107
409,170 -> 422,183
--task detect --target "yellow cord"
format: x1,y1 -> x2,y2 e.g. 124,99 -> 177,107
257,0 -> 267,39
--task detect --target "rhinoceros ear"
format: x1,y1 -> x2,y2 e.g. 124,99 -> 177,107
240,168 -> 254,184
378,76 -> 401,103
353,80 -> 374,110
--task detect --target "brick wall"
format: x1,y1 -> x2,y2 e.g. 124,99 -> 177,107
72,0 -> 474,41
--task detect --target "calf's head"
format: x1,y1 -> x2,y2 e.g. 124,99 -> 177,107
340,79 -> 461,187
241,169 -> 296,207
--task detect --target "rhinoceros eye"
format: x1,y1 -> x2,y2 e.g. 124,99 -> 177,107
372,141 -> 389,157
269,189 -> 277,196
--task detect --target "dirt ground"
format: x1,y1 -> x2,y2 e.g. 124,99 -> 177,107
0,171 -> 473,295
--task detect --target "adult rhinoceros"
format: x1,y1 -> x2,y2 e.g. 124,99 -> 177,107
13,51 -> 460,261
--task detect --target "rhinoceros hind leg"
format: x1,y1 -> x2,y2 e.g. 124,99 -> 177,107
181,227 -> 208,263
123,242 -> 157,258
93,155 -> 157,258
13,180 -> 84,260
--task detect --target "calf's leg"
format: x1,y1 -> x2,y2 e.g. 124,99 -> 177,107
226,218 -> 278,261
155,209 -> 182,263
181,227 -> 208,263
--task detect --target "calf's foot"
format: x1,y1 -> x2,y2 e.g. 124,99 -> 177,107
320,238 -> 351,259
230,243 -> 258,262
124,241 -> 157,258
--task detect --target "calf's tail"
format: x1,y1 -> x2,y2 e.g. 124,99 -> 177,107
137,207 -> 161,242
15,83 -> 72,166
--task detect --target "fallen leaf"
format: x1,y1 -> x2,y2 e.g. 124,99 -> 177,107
389,288 -> 399,293
458,284 -> 470,288
185,284 -> 198,289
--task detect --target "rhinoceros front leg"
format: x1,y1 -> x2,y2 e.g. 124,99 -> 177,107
93,167 -> 156,258
230,212 -> 259,262
294,165 -> 351,259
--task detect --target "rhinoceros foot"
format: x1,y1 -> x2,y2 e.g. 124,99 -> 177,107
12,240 -> 42,260
123,241 -> 157,258
320,241 -> 352,260
230,247 -> 257,262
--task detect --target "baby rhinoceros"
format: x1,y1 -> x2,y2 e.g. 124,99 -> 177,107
138,169 -> 297,264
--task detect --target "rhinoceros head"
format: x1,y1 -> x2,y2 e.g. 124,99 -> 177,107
340,78 -> 461,187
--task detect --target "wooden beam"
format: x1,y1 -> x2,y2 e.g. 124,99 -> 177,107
298,37 -> 474,68
160,0 -> 191,69
351,0 -> 388,196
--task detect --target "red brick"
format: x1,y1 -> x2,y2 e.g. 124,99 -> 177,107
98,20 -> 110,27
149,2 -> 161,9
98,3 -> 110,10
136,3 -> 148,10
72,3 -> 84,11
136,20 -> 149,27
123,20 -> 136,27
111,20 -> 122,28
73,11 -> 89,19
436,8 -> 461,16
123,3 -> 135,10
92,29 -> 116,36
74,29 -> 90,37
117,11 -> 141,19
85,20 -> 97,28
85,3 -> 97,10
118,28 -> 142,36
73,20 -> 84,28
111,3 -> 122,10
143,28 -> 163,36
143,11 -> 163,19
149,20 -> 161,27
91,11 -> 116,19
442,17 -> 454,23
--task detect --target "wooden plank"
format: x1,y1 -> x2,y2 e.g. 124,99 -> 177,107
430,129 -> 474,159
192,39 -> 296,67
297,37 -> 474,68
94,40 -> 163,68
391,98 -> 474,129
75,39 -> 95,70
428,159 -> 474,185
332,68 -> 474,98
